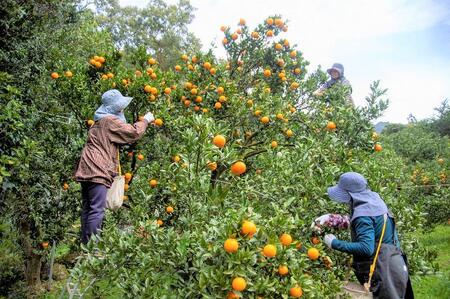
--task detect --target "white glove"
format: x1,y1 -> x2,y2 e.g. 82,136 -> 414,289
143,112 -> 154,123
312,89 -> 324,97
324,234 -> 336,249
310,214 -> 331,229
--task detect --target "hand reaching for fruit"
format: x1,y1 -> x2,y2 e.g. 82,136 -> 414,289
311,214 -> 350,233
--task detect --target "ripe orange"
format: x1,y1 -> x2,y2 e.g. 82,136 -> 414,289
239,18 -> 246,26
290,286 -> 303,297
101,74 -> 108,80
202,108 -> 208,113
51,72 -> 59,79
150,73 -> 157,80
266,30 -> 274,37
191,56 -> 198,63
231,33 -> 238,40
274,18 -> 284,27
149,179 -> 158,188
220,25 -> 227,32
146,68 -> 154,75
374,143 -> 383,152
41,242 -> 49,249
262,244 -> 277,258
63,182 -> 69,190
290,107 -> 296,113
173,155 -> 181,162
232,277 -> 247,292
94,61 -> 102,68
181,54 -> 188,61
219,95 -> 227,103
213,135 -> 226,148
224,238 -> 239,253
97,56 -> 106,63
251,31 -> 259,39
203,62 -> 211,70
207,161 -> 217,171
210,68 -> 216,75
217,86 -> 224,94
266,18 -> 274,26
174,65 -> 181,71
263,69 -> 271,77
148,58 -> 156,65
150,87 -> 158,95
166,206 -> 174,213
296,242 -> 302,250
222,38 -> 229,45
156,219 -> 163,226
285,129 -> 293,137
154,119 -> 163,126
107,72 -> 114,78
326,121 -> 336,130
307,248 -> 320,260
135,70 -> 142,77
190,88 -> 198,95
260,116 -> 270,124
241,221 -> 257,235
194,105 -> 200,111
280,233 -> 293,246
284,39 -> 290,47
124,172 -> 132,181
185,82 -> 193,89
271,141 -> 278,148
144,85 -> 152,93
87,119 -> 95,127
275,43 -> 282,50
214,102 -> 222,109
290,50 -> 297,58
137,154 -> 144,161
227,291 -> 240,299
278,265 -> 289,276
294,68 -> 301,75
290,82 -> 299,89
65,71 -> 73,78
311,237 -> 321,245
164,87 -> 171,95
124,184 -> 129,192
89,59 -> 96,65
231,161 -> 246,175
246,99 -> 253,107
276,113 -> 284,120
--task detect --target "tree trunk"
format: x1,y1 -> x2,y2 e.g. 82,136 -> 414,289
25,252 -> 42,286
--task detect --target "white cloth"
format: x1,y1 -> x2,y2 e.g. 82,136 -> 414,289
143,112 -> 155,123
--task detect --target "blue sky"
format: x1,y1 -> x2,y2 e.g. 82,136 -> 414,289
119,0 -> 450,123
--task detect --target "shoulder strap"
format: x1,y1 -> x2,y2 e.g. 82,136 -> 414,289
364,213 -> 387,292
117,150 -> 121,175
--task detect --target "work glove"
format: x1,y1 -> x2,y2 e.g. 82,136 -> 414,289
310,214 -> 332,231
143,112 -> 155,123
324,234 -> 336,249
312,89 -> 324,97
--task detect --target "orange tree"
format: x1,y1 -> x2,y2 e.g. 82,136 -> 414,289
47,17 -> 436,298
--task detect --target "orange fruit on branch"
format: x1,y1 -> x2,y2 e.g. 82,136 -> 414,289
307,248 -> 320,260
278,265 -> 289,276
241,221 -> 256,236
224,238 -> 239,253
213,135 -> 226,148
262,244 -> 277,258
231,161 -> 246,175
289,286 -> 303,297
280,233 -> 293,246
232,277 -> 247,292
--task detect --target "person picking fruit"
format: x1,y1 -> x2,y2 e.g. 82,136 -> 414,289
312,63 -> 354,106
312,172 -> 413,298
74,89 -> 154,244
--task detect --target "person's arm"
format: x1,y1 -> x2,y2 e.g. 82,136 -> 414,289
331,217 -> 375,257
108,118 -> 149,144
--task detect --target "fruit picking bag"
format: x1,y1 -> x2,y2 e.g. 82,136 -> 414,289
106,151 -> 124,210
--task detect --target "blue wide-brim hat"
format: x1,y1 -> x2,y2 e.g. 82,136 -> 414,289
327,172 -> 367,202
101,89 -> 132,112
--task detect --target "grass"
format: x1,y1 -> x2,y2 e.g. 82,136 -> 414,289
412,224 -> 450,299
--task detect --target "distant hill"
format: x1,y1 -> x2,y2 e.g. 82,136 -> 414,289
374,122 -> 389,133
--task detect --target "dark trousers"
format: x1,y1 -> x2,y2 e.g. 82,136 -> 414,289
81,182 -> 107,244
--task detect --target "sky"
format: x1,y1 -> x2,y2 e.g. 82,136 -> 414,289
119,0 -> 450,123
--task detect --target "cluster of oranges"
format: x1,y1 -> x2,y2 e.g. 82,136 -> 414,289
223,221 -> 320,298
89,55 -> 106,69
